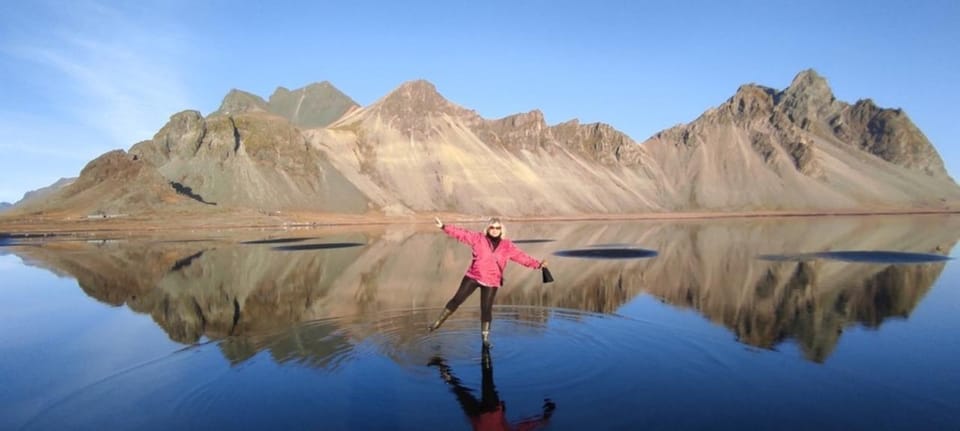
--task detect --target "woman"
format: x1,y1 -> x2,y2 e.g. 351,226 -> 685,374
429,216 -> 546,346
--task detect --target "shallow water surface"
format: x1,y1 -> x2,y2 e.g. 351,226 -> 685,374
2,216 -> 960,430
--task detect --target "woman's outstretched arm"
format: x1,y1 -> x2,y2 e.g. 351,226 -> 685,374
436,217 -> 480,245
507,243 -> 544,269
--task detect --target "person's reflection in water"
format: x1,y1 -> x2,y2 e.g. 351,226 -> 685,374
429,347 -> 556,431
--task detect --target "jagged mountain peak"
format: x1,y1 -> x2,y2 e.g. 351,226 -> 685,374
377,79 -> 449,108
270,80 -> 346,98
266,81 -> 358,128
214,90 -> 269,116
788,69 -> 829,91
172,109 -> 204,121
707,72 -> 837,125
211,81 -> 357,128
395,79 -> 438,93
782,69 -> 835,102
853,98 -> 880,110
275,80 -> 335,92
224,88 -> 263,98
469,109 -> 550,152
361,79 -> 480,127
719,84 -> 778,119
778,68 -> 842,123
493,109 -> 546,127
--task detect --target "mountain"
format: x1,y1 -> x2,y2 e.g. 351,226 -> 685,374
311,80 -> 664,214
12,150 -> 200,216
127,110 -> 370,213
0,202 -> 11,212
212,81 -> 359,129
640,69 -> 958,210
11,177 -> 76,209
213,89 -> 269,114
7,69 -> 960,218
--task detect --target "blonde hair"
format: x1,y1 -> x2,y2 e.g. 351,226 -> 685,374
486,217 -> 506,238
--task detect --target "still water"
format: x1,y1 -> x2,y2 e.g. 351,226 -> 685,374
2,216 -> 959,430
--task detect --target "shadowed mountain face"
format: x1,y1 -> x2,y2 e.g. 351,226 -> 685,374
10,216 -> 959,363
13,114 -> 372,214
212,81 -> 360,129
124,111 -> 370,212
8,70 -> 959,217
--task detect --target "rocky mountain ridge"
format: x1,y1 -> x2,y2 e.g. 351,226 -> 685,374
212,81 -> 359,129
6,69 -> 959,218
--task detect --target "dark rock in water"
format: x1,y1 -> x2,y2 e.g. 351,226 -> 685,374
272,242 -> 365,251
554,247 -> 658,259
243,238 -> 312,245
513,239 -> 555,244
758,250 -> 951,264
815,250 -> 951,264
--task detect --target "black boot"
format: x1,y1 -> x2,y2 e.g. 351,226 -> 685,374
429,308 -> 453,332
481,321 -> 492,347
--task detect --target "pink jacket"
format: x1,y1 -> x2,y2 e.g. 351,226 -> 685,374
443,225 -> 542,288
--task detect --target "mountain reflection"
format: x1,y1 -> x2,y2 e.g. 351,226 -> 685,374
218,320 -> 353,368
9,216 -> 959,363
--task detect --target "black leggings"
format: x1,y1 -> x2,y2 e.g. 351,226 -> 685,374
445,276 -> 498,323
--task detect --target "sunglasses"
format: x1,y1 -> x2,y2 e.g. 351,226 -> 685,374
488,226 -> 502,230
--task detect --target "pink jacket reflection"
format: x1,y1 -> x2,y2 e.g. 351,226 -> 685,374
442,225 -> 542,287
470,405 -> 552,431
429,349 -> 555,431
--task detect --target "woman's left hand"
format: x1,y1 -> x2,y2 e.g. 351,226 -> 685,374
540,259 -> 548,267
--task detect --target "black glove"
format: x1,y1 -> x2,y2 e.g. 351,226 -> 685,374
542,267 -> 554,283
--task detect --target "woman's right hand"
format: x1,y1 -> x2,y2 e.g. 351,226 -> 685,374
435,217 -> 444,228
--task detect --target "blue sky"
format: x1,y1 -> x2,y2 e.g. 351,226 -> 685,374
1,0 -> 958,203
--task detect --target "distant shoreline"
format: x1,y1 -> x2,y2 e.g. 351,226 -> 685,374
1,207 -> 958,238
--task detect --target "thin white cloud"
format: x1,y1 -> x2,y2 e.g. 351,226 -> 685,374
0,1 -> 193,202
7,3 -> 189,147
5,1 -> 191,147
